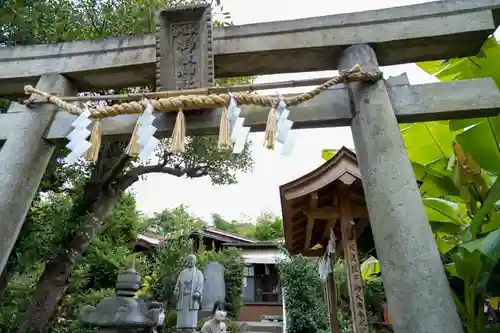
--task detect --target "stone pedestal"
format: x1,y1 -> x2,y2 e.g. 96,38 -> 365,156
174,329 -> 198,333
78,267 -> 159,330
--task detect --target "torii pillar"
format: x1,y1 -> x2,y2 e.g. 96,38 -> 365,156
339,45 -> 463,333
0,74 -> 76,276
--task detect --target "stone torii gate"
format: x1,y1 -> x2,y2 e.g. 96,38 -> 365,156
0,1 -> 500,332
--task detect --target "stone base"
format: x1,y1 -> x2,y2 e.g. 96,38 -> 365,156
174,328 -> 197,333
97,329 -> 138,333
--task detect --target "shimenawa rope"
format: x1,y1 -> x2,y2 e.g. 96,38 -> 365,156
23,64 -> 381,157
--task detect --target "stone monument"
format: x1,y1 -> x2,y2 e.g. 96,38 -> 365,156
155,4 -> 214,91
174,254 -> 204,331
78,262 -> 159,333
201,261 -> 226,318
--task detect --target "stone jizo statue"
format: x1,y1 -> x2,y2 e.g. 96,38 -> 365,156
174,254 -> 204,330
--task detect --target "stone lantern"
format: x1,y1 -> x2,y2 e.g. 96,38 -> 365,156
78,263 -> 160,333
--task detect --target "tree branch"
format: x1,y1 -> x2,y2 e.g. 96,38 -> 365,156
116,163 -> 210,192
101,153 -> 131,185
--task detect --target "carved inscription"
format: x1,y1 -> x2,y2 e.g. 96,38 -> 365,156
346,240 -> 369,333
171,22 -> 199,90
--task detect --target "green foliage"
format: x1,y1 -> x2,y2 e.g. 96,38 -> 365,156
144,236 -> 194,306
211,214 -> 257,239
418,37 -> 500,88
254,212 -> 284,241
144,205 -> 206,236
1,0 -> 256,330
211,211 -> 284,241
0,268 -> 41,332
0,193 -> 142,332
405,36 -> 500,333
279,250 -> 384,333
225,319 -> 242,333
279,254 -> 329,333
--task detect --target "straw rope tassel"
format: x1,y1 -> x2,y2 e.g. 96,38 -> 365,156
84,119 -> 102,162
125,119 -> 141,157
171,109 -> 186,153
264,107 -> 277,149
218,107 -> 231,150
23,65 -> 375,119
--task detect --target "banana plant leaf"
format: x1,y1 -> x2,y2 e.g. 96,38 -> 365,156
462,228 -> 500,262
424,197 -> 467,225
400,122 -> 458,177
418,36 -> 500,88
418,37 -> 500,175
321,149 -> 338,161
360,256 -> 380,281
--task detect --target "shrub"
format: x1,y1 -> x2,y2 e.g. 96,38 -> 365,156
279,255 -> 329,333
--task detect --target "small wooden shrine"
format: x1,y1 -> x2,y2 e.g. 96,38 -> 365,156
279,147 -> 372,333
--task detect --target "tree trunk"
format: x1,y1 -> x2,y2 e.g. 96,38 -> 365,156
0,268 -> 8,296
16,192 -> 120,333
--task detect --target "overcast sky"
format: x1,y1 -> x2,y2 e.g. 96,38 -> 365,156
131,0 -> 440,222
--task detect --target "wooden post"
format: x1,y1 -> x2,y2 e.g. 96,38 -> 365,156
0,74 -> 76,276
326,273 -> 341,333
339,185 -> 369,333
338,44 -> 463,333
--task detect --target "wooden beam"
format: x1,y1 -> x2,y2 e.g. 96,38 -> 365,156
322,195 -> 339,242
322,219 -> 337,242
37,77 -> 500,141
0,0 -> 499,96
326,273 -> 342,333
304,205 -> 368,219
339,186 -> 370,333
304,192 -> 318,251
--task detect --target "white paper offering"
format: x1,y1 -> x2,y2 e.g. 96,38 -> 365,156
277,119 -> 293,144
231,117 -> 245,143
139,113 -> 155,126
72,140 -> 92,157
63,140 -> 92,165
277,108 -> 290,124
229,106 -> 241,125
281,133 -> 295,156
63,153 -> 79,166
71,116 -> 92,129
144,101 -> 154,115
67,128 -> 91,142
138,137 -> 160,162
138,125 -> 157,147
233,126 -> 250,154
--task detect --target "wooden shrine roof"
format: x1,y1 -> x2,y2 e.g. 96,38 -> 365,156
279,147 -> 370,256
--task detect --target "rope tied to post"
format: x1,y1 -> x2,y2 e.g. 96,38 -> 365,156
23,64 -> 382,158
23,64 -> 381,119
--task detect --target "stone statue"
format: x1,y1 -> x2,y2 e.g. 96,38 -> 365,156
174,254 -> 204,330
